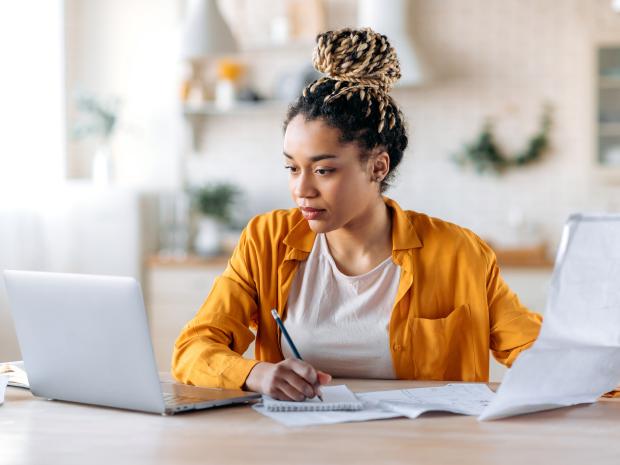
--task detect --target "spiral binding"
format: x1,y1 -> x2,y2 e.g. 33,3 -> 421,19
267,402 -> 362,412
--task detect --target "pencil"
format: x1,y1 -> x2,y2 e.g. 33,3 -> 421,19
270,309 -> 323,401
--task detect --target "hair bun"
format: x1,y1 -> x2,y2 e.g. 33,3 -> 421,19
312,27 -> 401,91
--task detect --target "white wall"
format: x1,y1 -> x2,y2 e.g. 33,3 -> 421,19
65,0 -> 184,189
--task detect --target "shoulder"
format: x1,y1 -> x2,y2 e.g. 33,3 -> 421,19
406,210 -> 494,266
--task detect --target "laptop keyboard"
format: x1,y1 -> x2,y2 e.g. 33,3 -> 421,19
163,392 -> 207,406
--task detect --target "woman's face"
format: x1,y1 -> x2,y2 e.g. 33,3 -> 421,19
283,115 -> 385,234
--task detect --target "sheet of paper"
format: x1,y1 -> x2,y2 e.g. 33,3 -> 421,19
540,216 -> 620,347
479,345 -> 620,420
360,383 -> 495,419
479,214 -> 620,421
0,375 -> 8,405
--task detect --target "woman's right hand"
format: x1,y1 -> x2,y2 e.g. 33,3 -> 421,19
244,359 -> 332,401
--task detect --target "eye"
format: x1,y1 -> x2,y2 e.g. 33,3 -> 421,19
284,165 -> 298,174
315,168 -> 335,176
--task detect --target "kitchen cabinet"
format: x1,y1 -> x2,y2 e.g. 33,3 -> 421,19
597,46 -> 620,179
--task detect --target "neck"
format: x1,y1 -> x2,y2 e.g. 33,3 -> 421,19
325,196 -> 392,262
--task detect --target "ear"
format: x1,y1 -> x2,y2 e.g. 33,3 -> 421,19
369,150 -> 390,184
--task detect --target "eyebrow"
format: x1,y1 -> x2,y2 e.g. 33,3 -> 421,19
283,152 -> 338,162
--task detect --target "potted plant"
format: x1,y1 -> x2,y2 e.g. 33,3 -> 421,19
189,182 -> 239,256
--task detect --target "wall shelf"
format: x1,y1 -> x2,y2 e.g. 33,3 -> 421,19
183,100 -> 287,117
182,100 -> 288,151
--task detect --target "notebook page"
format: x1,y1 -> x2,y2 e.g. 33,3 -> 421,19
262,384 -> 363,411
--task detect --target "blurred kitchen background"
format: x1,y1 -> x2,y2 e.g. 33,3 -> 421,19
2,0 -> 620,381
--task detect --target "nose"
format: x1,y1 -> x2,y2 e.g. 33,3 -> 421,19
292,170 -> 318,199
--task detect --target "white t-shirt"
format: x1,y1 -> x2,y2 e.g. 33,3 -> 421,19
282,233 -> 400,379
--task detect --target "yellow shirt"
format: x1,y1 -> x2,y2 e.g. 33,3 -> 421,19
172,197 -> 542,389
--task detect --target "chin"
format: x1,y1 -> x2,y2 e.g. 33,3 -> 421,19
306,219 -> 336,234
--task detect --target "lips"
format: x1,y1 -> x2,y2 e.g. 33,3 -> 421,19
300,206 -> 325,220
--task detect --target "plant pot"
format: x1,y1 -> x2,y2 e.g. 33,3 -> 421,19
194,216 -> 223,256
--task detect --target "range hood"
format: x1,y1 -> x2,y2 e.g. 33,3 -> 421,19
357,0 -> 430,86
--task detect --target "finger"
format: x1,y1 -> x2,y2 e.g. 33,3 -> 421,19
284,360 -> 324,397
275,379 -> 308,402
270,387 -> 297,402
280,370 -> 316,398
317,371 -> 332,385
314,371 -> 331,400
285,359 -> 319,385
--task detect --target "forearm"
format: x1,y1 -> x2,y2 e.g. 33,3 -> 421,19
172,337 -> 260,389
489,296 -> 543,367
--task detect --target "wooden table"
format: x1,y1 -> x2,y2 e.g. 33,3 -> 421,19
2,379 -> 619,465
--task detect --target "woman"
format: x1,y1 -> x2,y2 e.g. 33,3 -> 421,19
172,28 -> 542,401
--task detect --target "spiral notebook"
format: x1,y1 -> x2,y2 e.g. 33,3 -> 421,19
262,385 -> 364,412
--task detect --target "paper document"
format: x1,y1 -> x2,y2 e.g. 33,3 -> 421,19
0,360 -> 29,389
361,383 -> 495,419
262,385 -> 363,412
253,383 -> 496,426
0,375 -> 8,405
479,214 -> 620,420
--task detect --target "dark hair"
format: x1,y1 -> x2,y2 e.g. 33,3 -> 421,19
283,28 -> 409,193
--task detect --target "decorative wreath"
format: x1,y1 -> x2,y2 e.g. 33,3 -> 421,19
453,104 -> 553,174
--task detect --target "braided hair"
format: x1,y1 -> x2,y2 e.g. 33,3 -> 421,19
284,28 -> 408,193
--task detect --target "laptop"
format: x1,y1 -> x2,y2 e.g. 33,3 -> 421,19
2,270 -> 260,415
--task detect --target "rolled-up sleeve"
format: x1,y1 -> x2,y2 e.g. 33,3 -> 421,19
171,228 -> 261,389
485,246 -> 543,367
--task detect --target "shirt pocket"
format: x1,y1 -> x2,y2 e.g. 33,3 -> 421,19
410,304 -> 476,381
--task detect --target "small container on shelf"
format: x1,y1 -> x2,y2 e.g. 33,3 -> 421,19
214,59 -> 245,110
180,60 -> 209,108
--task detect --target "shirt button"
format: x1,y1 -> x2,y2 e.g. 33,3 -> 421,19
393,343 -> 402,351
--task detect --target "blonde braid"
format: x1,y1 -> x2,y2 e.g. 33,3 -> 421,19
303,28 -> 402,133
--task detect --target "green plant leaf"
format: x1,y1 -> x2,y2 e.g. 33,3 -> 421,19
189,182 -> 240,223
